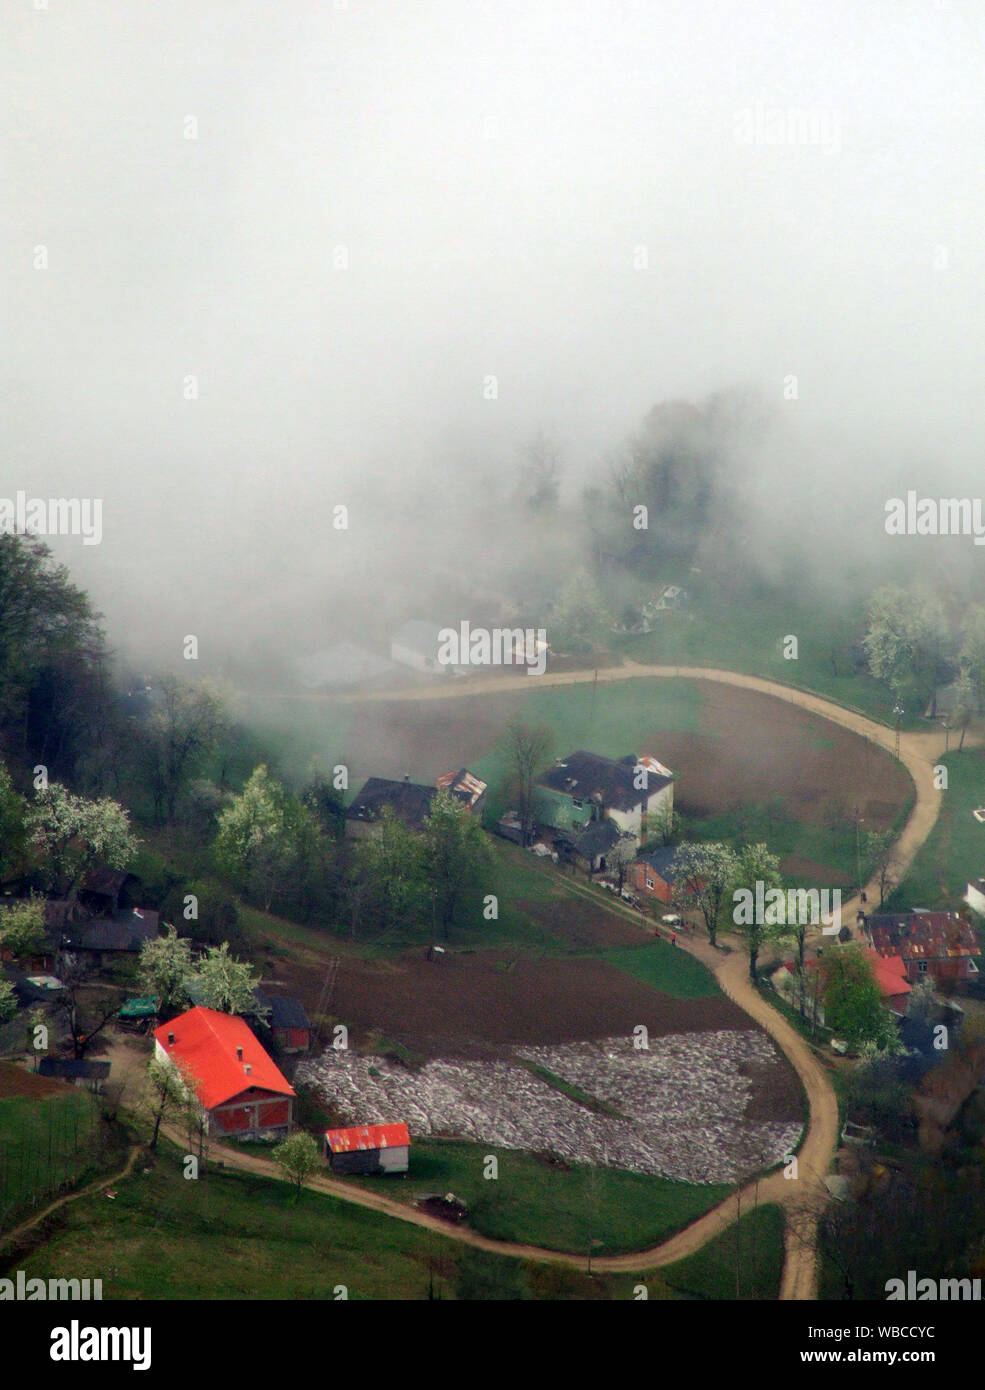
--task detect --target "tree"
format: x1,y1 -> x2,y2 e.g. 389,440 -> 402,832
550,570 -> 610,652
187,942 -> 265,1016
143,675 -> 228,824
422,792 -> 494,939
729,842 -> 786,981
0,975 -> 16,1023
0,761 -> 26,883
642,804 -> 681,849
213,764 -> 319,911
608,834 -> 638,891
515,431 -> 562,511
354,809 -> 427,933
272,1131 -> 320,1202
499,718 -> 555,848
671,842 -> 738,947
143,1055 -> 194,1152
0,534 -> 109,777
818,945 -> 897,1050
52,958 -> 120,1059
0,896 -> 46,963
138,926 -> 193,1021
26,782 -> 139,902
862,585 -> 946,708
959,605 -> 985,713
862,829 -> 901,908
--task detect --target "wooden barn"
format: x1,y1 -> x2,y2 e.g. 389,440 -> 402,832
254,990 -> 312,1053
153,1006 -> 295,1140
325,1122 -> 410,1175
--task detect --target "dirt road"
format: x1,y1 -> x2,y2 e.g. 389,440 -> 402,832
88,665 -> 956,1296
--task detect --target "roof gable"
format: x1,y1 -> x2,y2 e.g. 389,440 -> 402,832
153,1006 -> 295,1110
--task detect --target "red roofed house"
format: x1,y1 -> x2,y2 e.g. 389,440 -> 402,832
868,912 -> 981,991
324,1123 -> 410,1175
153,1006 -> 295,1140
773,948 -> 912,1025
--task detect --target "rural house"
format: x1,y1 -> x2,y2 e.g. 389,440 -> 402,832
63,908 -> 159,968
867,912 -> 981,990
435,767 -> 488,813
390,620 -> 466,676
254,989 -> 312,1053
345,776 -> 437,838
153,1006 -> 296,1140
628,845 -> 688,904
324,1122 -> 410,1175
535,750 -> 673,843
38,1058 -> 111,1092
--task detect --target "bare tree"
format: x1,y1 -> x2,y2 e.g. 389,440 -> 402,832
499,719 -> 555,848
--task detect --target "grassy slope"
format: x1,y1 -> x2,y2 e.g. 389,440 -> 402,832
886,748 -> 985,912
331,1138 -> 732,1257
9,1147 -> 783,1299
0,1092 -> 102,1232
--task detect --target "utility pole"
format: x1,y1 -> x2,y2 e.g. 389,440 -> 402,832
854,806 -> 863,896
893,702 -> 904,761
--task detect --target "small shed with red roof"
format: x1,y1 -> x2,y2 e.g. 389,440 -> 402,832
324,1122 -> 410,1175
153,1006 -> 295,1140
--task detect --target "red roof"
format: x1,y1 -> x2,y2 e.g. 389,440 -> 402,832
796,949 -> 912,1000
325,1123 -> 410,1154
153,1006 -> 295,1110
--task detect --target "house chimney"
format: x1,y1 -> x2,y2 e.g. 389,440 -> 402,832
167,1032 -> 175,1045
404,773 -> 410,782
244,1063 -> 252,1075
236,1046 -> 243,1061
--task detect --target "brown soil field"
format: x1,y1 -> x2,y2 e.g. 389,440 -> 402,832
651,683 -> 911,830
0,1061 -> 72,1101
515,898 -> 645,948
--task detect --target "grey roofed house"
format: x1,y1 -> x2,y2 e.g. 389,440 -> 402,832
538,750 -> 672,811
254,989 -> 311,1031
2,965 -> 65,1006
294,642 -> 398,692
346,777 -> 437,834
635,845 -> 684,883
68,908 -> 160,954
39,1058 -> 111,1085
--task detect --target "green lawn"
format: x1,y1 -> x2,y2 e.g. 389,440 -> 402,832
655,1200 -> 786,1300
610,577 -> 903,727
8,1146 -> 767,1299
0,1092 -> 104,1233
600,940 -> 721,999
886,748 -> 985,912
332,1137 -> 732,1256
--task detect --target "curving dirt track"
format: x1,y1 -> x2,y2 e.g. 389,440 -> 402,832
66,666 -> 955,1298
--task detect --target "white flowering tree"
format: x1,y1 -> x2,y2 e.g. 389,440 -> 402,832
26,783 -> 140,900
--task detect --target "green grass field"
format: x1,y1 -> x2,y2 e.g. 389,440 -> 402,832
0,1092 -> 103,1233
331,1137 -> 732,1256
6,1145 -> 783,1299
886,748 -> 985,912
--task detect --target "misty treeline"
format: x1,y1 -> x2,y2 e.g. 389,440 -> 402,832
0,533 -> 494,938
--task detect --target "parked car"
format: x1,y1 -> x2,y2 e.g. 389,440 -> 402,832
661,914 -> 682,926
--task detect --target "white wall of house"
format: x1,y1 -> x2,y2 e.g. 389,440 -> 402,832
966,882 -> 985,916
390,641 -> 434,673
378,1144 -> 410,1173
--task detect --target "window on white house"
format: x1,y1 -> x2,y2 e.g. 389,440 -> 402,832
646,878 -> 654,890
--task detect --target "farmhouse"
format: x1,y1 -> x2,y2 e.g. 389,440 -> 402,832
391,620 -> 466,676
294,642 -> 398,692
628,845 -> 687,904
63,908 -> 159,967
556,819 -> 635,874
254,989 -> 312,1053
435,767 -> 488,813
345,776 -> 436,838
772,948 -> 912,1025
324,1122 -> 410,1175
38,1058 -> 111,1092
153,1006 -> 296,1140
535,750 -> 673,843
868,912 -> 980,990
